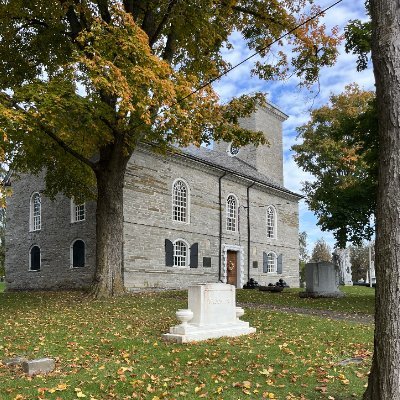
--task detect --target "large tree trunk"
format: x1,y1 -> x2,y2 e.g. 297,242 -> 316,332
363,1 -> 400,398
89,143 -> 131,299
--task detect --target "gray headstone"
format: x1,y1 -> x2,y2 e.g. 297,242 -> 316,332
337,357 -> 364,366
2,357 -> 28,367
333,248 -> 353,286
300,262 -> 344,298
22,358 -> 55,375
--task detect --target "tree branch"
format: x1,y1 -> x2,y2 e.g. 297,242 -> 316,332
123,0 -> 134,14
0,93 -> 97,171
123,0 -> 146,22
148,0 -> 178,48
11,17 -> 49,29
65,4 -> 83,39
161,27 -> 177,63
96,0 -> 111,24
231,5 -> 287,31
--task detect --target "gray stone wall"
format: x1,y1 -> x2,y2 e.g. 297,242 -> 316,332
5,173 -> 96,290
214,104 -> 287,185
5,102 -> 298,291
123,148 -> 299,289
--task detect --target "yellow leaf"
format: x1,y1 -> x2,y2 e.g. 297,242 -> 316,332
260,369 -> 270,376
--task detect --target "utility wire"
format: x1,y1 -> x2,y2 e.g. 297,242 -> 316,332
179,0 -> 344,102
136,0 -> 343,130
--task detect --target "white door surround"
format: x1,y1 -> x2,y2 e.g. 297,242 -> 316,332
222,244 -> 244,288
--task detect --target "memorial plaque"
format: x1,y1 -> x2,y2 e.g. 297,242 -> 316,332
203,257 -> 212,268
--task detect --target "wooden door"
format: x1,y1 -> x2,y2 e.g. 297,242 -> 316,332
227,250 -> 238,286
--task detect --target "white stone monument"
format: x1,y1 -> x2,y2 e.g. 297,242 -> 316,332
333,248 -> 353,286
163,283 -> 255,343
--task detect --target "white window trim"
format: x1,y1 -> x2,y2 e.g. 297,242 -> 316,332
29,245 -> 41,271
266,251 -> 278,274
172,238 -> 190,268
171,178 -> 190,224
71,200 -> 86,223
29,192 -> 41,232
226,193 -> 239,233
266,205 -> 277,240
70,238 -> 86,269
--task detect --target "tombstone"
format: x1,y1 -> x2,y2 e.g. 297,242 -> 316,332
332,248 -> 353,286
2,356 -> 28,367
299,262 -> 344,298
22,358 -> 55,375
163,283 -> 255,343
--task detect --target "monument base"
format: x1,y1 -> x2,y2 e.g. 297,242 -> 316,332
163,283 -> 256,343
163,321 -> 256,343
299,291 -> 344,298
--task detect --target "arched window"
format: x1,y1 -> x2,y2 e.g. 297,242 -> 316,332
30,192 -> 41,231
226,195 -> 238,232
266,252 -> 277,273
172,179 -> 189,223
29,245 -> 41,271
266,206 -> 276,239
173,239 -> 189,267
71,239 -> 85,268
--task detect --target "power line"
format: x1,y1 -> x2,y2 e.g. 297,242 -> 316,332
136,0 -> 343,129
180,0 -> 344,101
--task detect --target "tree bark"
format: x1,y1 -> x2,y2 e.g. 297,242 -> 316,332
89,144 -> 130,298
363,1 -> 400,398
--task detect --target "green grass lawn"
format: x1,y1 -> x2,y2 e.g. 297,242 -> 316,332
0,282 -> 5,293
0,289 -> 373,400
237,285 -> 375,315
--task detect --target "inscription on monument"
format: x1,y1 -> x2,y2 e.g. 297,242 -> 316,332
207,291 -> 232,305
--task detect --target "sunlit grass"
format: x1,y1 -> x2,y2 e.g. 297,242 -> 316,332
0,290 -> 372,399
237,285 -> 375,315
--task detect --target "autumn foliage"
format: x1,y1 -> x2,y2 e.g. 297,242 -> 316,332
0,1 -> 341,296
293,85 -> 377,247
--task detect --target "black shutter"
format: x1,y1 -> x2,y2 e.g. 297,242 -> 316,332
190,242 -> 199,268
263,252 -> 268,273
277,254 -> 283,274
165,239 -> 174,267
165,239 -> 174,266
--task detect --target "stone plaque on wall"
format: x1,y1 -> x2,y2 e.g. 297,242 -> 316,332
253,261 -> 258,269
203,257 -> 211,268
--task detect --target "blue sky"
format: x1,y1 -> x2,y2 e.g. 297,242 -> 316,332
213,0 -> 374,254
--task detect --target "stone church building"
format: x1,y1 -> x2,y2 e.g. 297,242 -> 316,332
5,103 -> 301,291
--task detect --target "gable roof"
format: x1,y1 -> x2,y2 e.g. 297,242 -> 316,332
174,145 -> 302,199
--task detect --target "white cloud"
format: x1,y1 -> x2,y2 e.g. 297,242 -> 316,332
213,1 -> 373,253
